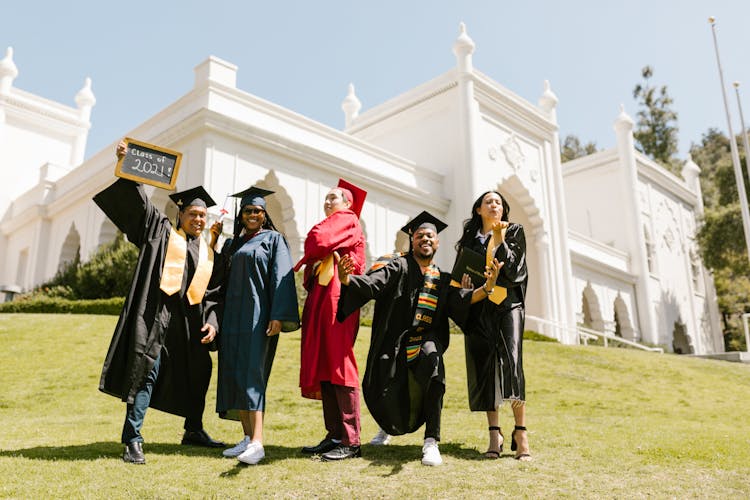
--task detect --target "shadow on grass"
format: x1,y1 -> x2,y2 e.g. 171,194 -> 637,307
0,440 -> 513,476
0,441 -> 236,461
217,443 -> 491,478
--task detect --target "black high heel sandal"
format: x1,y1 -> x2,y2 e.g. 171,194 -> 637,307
511,425 -> 531,461
484,426 -> 504,459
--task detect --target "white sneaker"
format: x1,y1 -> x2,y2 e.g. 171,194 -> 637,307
421,438 -> 442,466
370,428 -> 392,446
237,441 -> 265,465
222,436 -> 250,458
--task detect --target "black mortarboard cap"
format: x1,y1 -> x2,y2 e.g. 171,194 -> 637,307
400,210 -> 448,235
169,186 -> 216,210
232,186 -> 275,209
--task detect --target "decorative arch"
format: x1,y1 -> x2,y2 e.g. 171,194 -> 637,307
254,170 -> 300,260
613,294 -> 635,340
581,282 -> 604,331
58,223 -> 81,272
496,174 -> 543,236
98,219 -> 118,248
672,320 -> 694,354
496,174 -> 545,323
393,230 -> 410,254
359,218 -> 374,267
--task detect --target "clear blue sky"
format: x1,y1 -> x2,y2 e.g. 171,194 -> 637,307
3,0 -> 749,161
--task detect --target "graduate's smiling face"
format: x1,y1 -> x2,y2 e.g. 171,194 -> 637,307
241,205 -> 266,232
412,227 -> 439,261
179,205 -> 208,238
323,188 -> 351,217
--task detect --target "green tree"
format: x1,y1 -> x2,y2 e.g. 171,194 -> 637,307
560,134 -> 597,163
690,129 -> 750,350
633,66 -> 681,175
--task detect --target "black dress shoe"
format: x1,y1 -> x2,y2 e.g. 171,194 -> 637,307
181,429 -> 226,448
301,438 -> 339,455
321,445 -> 361,461
122,442 -> 145,464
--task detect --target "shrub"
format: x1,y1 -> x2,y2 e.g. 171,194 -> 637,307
35,233 -> 138,300
0,296 -> 124,315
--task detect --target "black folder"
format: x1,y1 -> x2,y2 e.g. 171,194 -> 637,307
450,247 -> 486,288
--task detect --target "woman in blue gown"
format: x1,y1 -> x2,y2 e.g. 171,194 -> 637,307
211,187 -> 299,465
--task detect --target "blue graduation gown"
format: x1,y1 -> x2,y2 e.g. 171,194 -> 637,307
216,230 -> 299,417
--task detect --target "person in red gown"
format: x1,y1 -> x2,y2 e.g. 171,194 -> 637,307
294,179 -> 367,461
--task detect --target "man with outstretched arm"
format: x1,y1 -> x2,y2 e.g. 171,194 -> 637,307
335,211 -> 501,466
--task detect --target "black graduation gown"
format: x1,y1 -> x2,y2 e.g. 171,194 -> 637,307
459,223 -> 528,410
338,254 -> 471,435
93,179 -> 221,418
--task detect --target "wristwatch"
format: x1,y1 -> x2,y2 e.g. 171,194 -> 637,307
483,282 -> 494,295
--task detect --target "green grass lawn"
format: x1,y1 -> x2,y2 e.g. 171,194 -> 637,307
1,314 -> 750,498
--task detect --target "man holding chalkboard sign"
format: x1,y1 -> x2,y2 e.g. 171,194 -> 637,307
94,140 -> 225,464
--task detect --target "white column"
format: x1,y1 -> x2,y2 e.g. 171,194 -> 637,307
614,105 -> 659,345
538,80 -> 577,343
341,83 -> 362,129
72,77 -> 96,166
450,22 -> 480,243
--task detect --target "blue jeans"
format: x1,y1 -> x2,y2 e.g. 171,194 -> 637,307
121,355 -> 161,444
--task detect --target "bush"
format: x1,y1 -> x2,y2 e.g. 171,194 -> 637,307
0,296 -> 124,315
523,329 -> 558,342
36,233 -> 138,300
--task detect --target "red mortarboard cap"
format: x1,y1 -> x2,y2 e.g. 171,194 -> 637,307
337,178 -> 367,217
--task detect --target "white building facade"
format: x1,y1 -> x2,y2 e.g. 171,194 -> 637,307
0,26 -> 723,354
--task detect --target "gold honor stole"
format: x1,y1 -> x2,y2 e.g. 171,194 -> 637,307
406,265 -> 441,363
159,228 -> 215,305
316,254 -> 335,286
485,233 -> 507,305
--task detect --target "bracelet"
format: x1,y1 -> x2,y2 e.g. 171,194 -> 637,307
483,283 -> 494,295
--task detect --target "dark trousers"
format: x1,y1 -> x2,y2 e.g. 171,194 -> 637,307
121,354 -> 202,444
321,381 -> 361,446
122,355 -> 161,444
415,340 -> 444,442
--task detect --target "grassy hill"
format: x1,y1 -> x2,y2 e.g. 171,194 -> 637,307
1,313 -> 749,498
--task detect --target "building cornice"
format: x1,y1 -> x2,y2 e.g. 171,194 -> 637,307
635,152 -> 697,205
472,70 -> 558,137
568,230 -> 637,284
346,71 -> 460,133
165,109 -> 449,212
0,88 -> 89,131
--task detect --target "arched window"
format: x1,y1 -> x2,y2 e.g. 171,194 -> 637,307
58,224 -> 81,272
644,226 -> 656,273
689,247 -> 701,289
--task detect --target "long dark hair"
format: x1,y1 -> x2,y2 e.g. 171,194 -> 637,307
455,190 -> 510,251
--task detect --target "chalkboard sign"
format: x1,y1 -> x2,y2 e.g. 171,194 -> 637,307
114,137 -> 182,190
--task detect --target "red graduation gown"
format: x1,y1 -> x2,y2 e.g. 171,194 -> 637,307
295,209 -> 365,399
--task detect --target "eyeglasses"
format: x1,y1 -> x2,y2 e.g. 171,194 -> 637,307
242,208 -> 265,215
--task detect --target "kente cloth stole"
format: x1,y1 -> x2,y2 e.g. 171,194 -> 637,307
406,265 -> 440,363
159,228 -> 215,305
485,233 -> 507,305
369,252 -> 406,272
